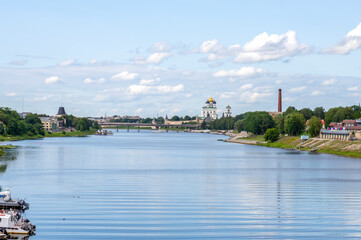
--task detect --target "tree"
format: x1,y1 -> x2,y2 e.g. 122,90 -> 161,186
234,120 -> 243,132
183,115 -> 191,121
25,113 -> 42,125
200,120 -> 207,129
299,108 -> 314,120
93,121 -> 100,130
308,116 -> 322,137
314,107 -> 325,119
284,106 -> 298,116
242,112 -> 275,135
171,115 -> 180,121
274,114 -> 285,134
264,128 -> 280,142
284,113 -> 305,136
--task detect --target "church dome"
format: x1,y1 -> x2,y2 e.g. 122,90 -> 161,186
209,97 -> 214,102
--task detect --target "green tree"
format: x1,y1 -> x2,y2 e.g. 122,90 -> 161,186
314,107 -> 325,119
274,114 -> 285,134
93,121 -> 100,130
183,115 -> 191,121
171,115 -> 180,121
308,116 -> 322,137
200,120 -> 207,129
284,113 -> 306,136
234,120 -> 243,132
264,128 -> 280,142
284,106 -> 298,116
242,112 -> 275,134
299,108 -> 314,120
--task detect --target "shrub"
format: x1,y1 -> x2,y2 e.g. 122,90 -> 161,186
264,128 -> 280,142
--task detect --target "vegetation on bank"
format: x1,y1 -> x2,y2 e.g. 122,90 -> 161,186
0,107 -> 99,142
239,134 -> 361,158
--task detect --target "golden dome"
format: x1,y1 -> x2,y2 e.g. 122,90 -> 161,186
209,97 -> 214,102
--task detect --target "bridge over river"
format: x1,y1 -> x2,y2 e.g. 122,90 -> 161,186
99,122 -> 201,131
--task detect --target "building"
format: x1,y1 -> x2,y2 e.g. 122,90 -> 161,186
201,97 -> 218,120
39,117 -> 57,132
320,119 -> 361,140
224,104 -> 232,117
56,107 -> 67,118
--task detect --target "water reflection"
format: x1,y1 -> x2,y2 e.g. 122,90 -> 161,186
1,132 -> 361,239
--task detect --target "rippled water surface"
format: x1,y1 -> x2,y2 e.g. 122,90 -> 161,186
2,130 -> 361,239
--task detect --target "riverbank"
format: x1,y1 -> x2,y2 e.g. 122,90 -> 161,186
225,133 -> 361,159
0,130 -> 97,142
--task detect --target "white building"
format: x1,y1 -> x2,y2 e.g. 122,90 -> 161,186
224,104 -> 232,117
201,97 -> 218,120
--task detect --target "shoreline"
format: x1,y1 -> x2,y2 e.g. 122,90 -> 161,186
217,131 -> 361,159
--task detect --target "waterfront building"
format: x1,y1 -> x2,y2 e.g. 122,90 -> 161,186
224,104 -> 232,117
201,97 -> 218,120
56,107 -> 67,118
39,117 -> 57,132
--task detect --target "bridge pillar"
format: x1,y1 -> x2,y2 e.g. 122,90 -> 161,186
138,126 -> 140,132
117,126 -> 119,132
127,126 -> 129,132
166,126 -> 168,132
176,126 -> 179,133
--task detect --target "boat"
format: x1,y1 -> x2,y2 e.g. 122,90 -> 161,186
0,190 -> 29,211
0,209 -> 36,236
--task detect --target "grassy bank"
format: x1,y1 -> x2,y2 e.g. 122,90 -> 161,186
237,134 -> 361,158
104,126 -> 152,130
0,130 -> 97,142
44,130 -> 96,137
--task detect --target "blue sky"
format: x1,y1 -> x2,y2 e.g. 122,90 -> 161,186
1,0 -> 361,117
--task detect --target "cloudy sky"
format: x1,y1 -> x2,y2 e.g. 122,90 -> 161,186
1,1 -> 361,117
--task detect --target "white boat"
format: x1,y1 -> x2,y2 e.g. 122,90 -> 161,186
0,209 -> 36,236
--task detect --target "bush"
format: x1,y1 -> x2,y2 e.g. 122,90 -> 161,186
264,128 -> 280,142
308,116 -> 322,137
62,130 -> 66,135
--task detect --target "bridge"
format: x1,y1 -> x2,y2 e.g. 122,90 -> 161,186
99,122 -> 201,132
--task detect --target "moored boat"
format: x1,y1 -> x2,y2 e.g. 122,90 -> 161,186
0,190 -> 29,211
0,209 -> 36,236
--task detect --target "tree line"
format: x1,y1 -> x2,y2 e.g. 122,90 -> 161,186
0,107 -> 99,137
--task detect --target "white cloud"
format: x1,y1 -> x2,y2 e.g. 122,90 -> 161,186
84,77 -> 106,84
59,59 -> 76,67
289,86 -> 307,93
145,52 -> 172,64
311,90 -> 324,96
235,31 -> 308,63
111,71 -> 138,81
89,59 -> 98,65
323,23 -> 361,54
45,76 -> 60,84
128,84 -> 184,95
139,78 -> 160,85
240,84 -> 253,91
34,94 -> 53,101
5,92 -> 18,97
220,91 -> 236,99
150,41 -> 172,52
347,86 -> 359,91
135,108 -> 143,114
321,78 -> 337,86
239,91 -> 271,103
213,66 -> 264,78
200,39 -> 220,53
84,78 -> 95,84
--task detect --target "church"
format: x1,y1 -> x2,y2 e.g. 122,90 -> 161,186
201,97 -> 218,120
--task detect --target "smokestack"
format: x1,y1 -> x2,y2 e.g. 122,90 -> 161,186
278,89 -> 282,112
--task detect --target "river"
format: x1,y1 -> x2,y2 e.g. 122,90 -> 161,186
1,130 -> 361,239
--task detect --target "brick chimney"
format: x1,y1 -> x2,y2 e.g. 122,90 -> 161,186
278,89 -> 282,112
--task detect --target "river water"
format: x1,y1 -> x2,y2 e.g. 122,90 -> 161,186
1,130 -> 361,239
